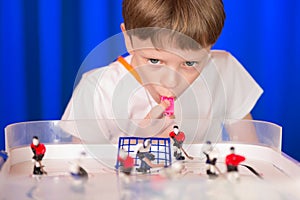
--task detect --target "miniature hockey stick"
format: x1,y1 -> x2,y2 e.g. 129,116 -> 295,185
240,164 -> 262,179
181,147 -> 194,160
214,164 -> 225,177
144,157 -> 165,168
38,161 -> 48,175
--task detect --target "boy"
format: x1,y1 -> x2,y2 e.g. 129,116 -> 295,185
62,0 -> 262,142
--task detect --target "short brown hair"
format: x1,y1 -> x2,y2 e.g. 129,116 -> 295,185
122,0 -> 225,48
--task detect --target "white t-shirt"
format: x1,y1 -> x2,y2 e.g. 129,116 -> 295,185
62,50 -> 263,121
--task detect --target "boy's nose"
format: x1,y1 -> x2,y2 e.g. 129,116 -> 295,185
160,66 -> 179,89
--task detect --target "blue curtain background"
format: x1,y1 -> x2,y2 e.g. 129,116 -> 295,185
0,1 -> 299,161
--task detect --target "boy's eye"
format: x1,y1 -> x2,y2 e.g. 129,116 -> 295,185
184,61 -> 198,67
148,58 -> 161,64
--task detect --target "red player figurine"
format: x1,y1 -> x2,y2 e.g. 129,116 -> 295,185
31,136 -> 46,175
118,148 -> 134,175
225,146 -> 245,181
169,125 -> 186,160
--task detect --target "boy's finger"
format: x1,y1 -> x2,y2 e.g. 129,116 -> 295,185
148,105 -> 164,119
146,100 -> 171,119
139,105 -> 164,128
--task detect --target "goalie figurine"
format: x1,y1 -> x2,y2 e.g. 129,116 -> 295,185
31,136 -> 46,175
169,125 -> 185,160
136,139 -> 155,173
135,139 -> 165,173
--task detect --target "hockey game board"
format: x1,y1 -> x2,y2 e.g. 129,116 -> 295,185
0,120 -> 299,199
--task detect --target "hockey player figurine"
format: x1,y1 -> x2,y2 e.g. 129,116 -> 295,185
136,139 -> 165,173
136,139 -> 155,173
169,125 -> 185,160
30,136 -> 46,175
69,151 -> 88,180
118,148 -> 134,175
225,146 -> 245,181
69,151 -> 89,193
202,141 -> 219,178
69,162 -> 88,180
0,150 -> 8,171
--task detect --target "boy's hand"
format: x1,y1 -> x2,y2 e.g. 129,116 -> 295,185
144,99 -> 171,119
138,100 -> 175,138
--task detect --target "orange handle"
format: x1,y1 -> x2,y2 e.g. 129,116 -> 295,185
117,56 -> 142,84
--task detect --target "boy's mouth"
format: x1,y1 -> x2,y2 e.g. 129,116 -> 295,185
157,88 -> 177,100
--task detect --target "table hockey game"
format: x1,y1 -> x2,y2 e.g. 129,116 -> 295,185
0,119 -> 299,199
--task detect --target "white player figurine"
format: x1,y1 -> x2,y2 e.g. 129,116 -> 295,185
69,151 -> 88,180
202,141 -> 219,178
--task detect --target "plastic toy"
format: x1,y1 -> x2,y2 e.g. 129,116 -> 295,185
30,136 -> 47,175
169,125 -> 185,160
202,141 -> 219,178
0,150 -> 8,170
68,151 -> 89,193
69,163 -> 88,180
136,139 -> 165,173
118,148 -> 134,175
225,146 -> 245,181
2,120 -> 300,199
160,96 -> 174,117
116,137 -> 172,174
169,125 -> 193,160
69,151 -> 88,180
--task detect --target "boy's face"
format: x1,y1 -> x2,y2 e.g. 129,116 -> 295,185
122,26 -> 210,103
130,43 -> 210,103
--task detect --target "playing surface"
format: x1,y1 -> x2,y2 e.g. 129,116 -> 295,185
2,119 -> 299,199
1,143 -> 299,200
